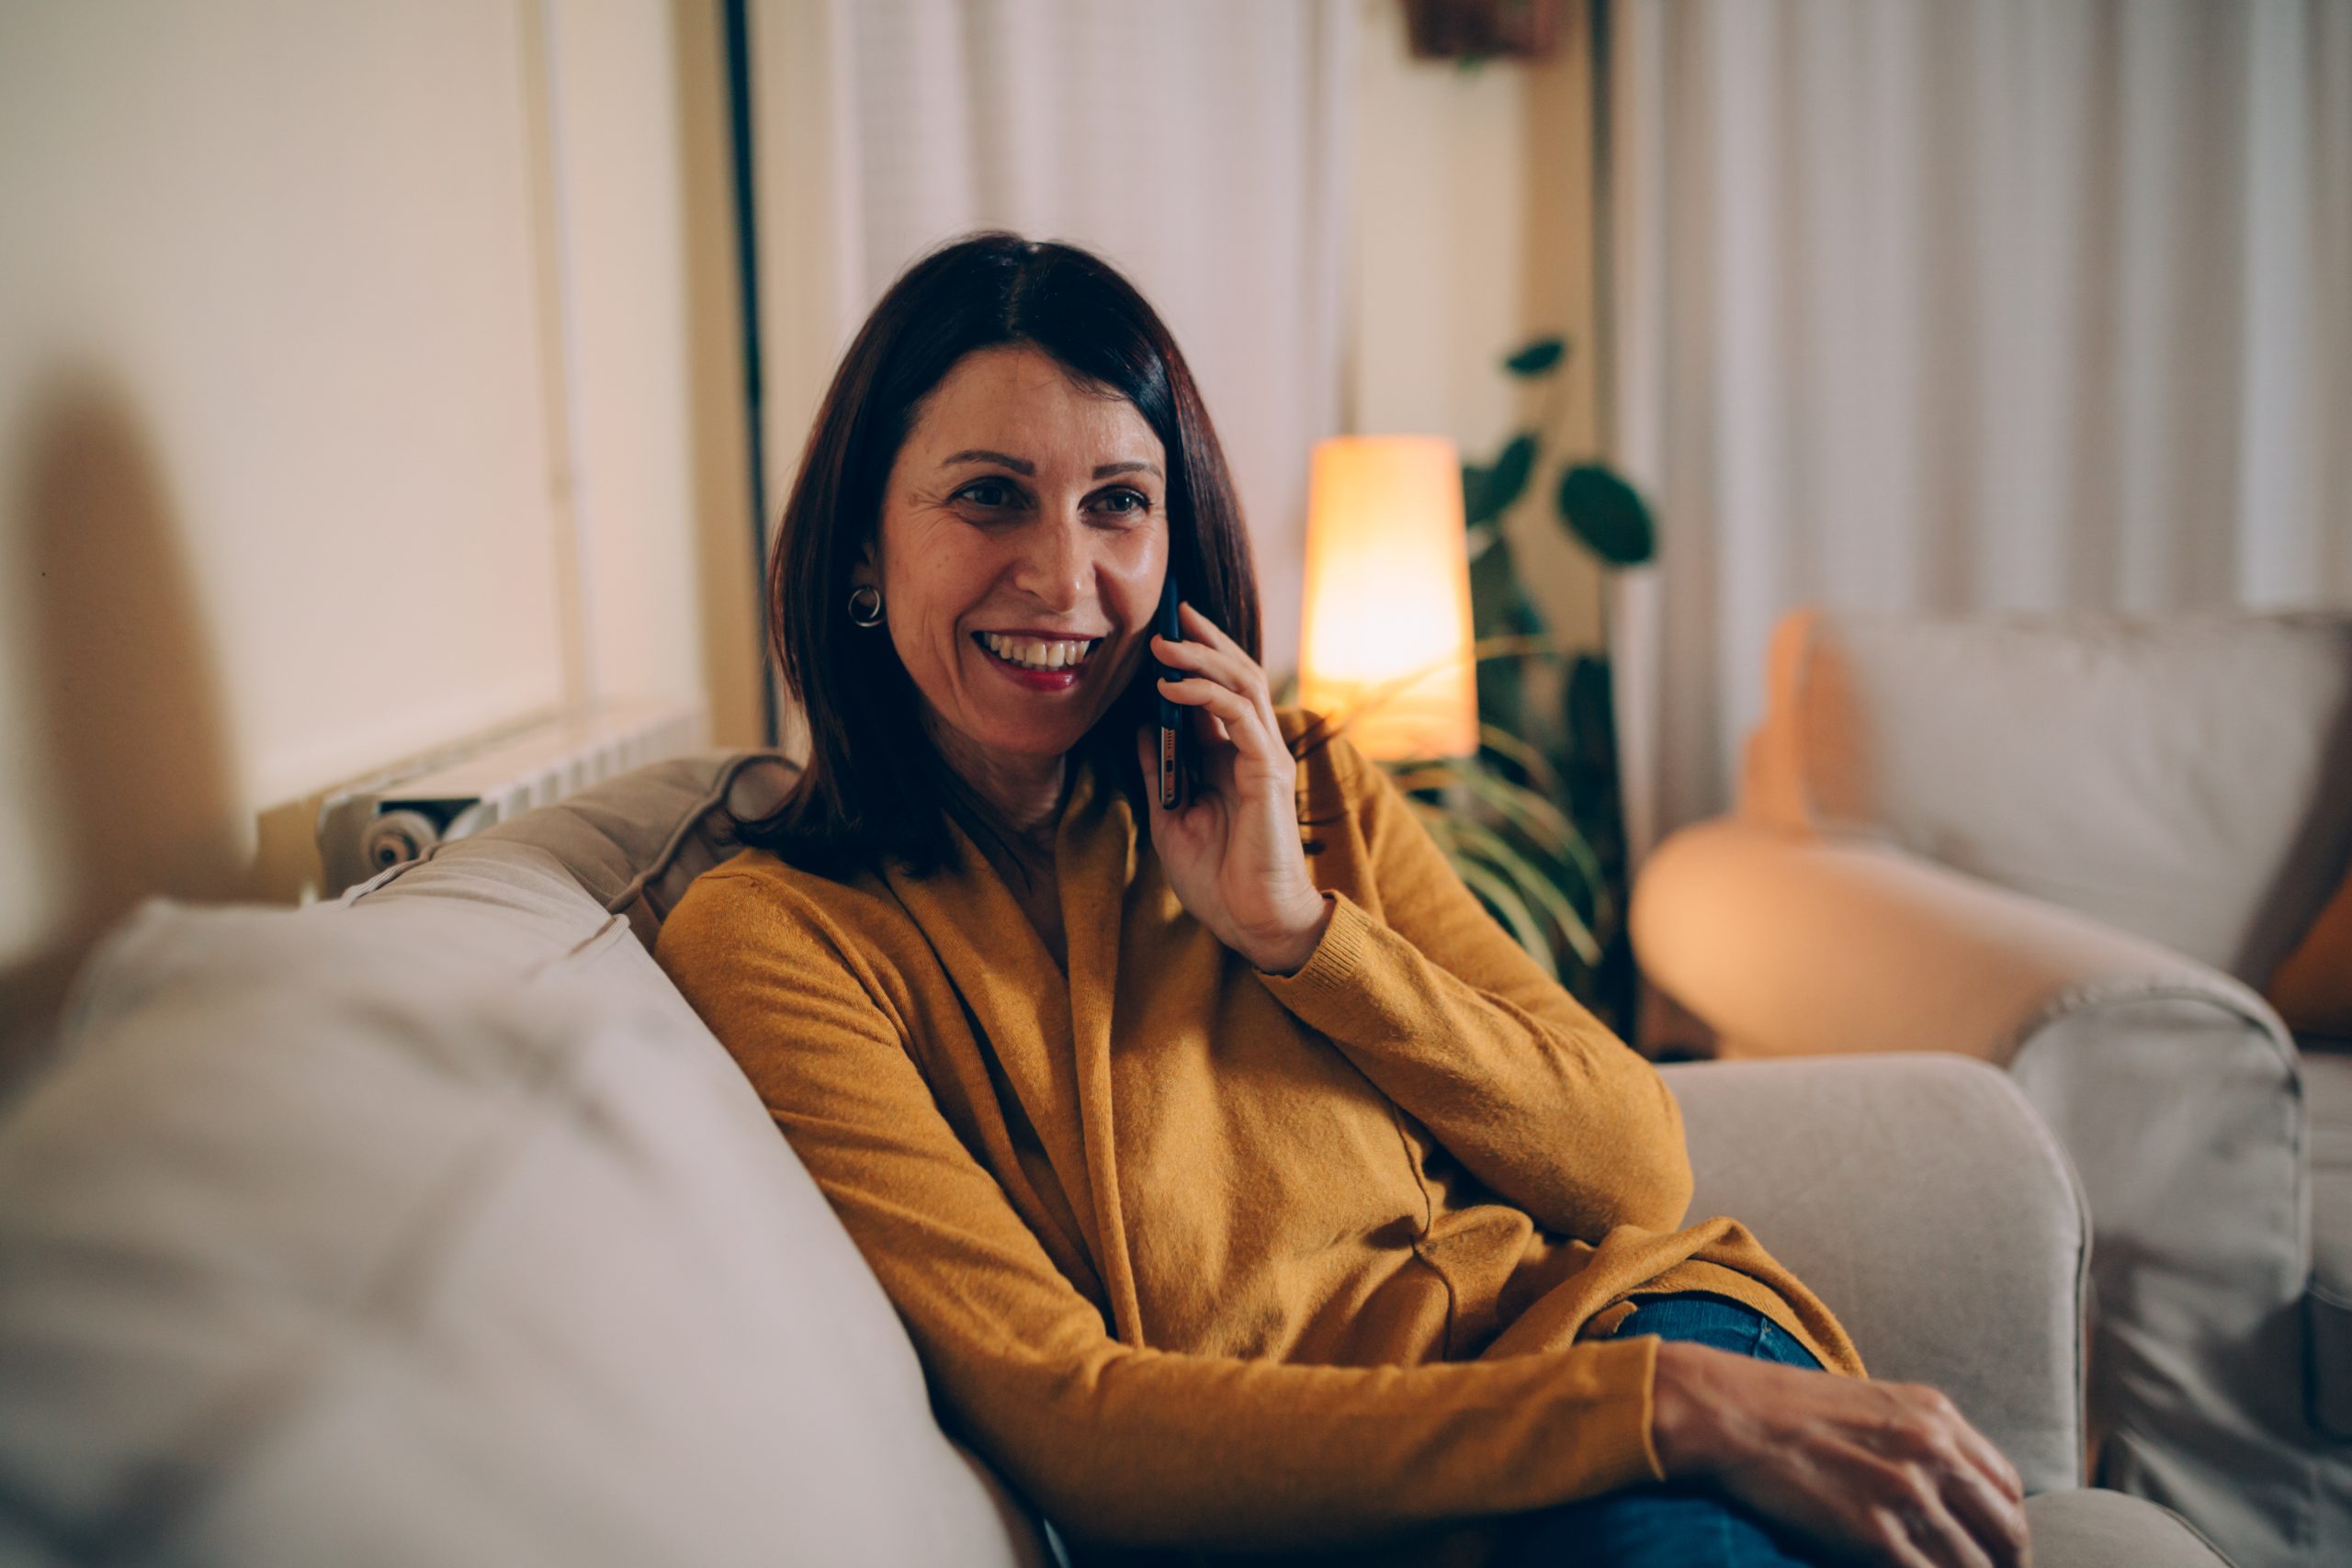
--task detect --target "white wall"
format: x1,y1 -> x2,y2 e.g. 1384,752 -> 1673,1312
0,0 -> 745,1034
540,0 -> 717,712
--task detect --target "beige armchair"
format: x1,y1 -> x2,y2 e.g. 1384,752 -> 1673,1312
1632,606 -> 2352,1568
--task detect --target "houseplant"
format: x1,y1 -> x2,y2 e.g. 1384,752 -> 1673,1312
1441,334 -> 1654,1025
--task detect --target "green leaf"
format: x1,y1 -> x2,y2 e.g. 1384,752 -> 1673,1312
1449,854 -> 1560,980
1446,814 -> 1602,968
1555,651 -> 1624,926
1516,852 -> 1604,968
1448,818 -> 1599,973
1465,434 -> 1541,529
1442,764 -> 1611,932
1447,762 -> 1585,868
1503,336 -> 1567,377
1555,463 -> 1657,567
1563,654 -> 1616,771
1481,433 -> 1539,519
1405,794 -> 1560,976
1467,535 -> 1547,644
1460,462 -> 1488,527
1466,539 -> 1546,733
1395,761 -> 1607,972
1476,722 -> 1565,798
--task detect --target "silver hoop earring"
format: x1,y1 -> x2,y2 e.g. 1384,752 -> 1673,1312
847,584 -> 885,627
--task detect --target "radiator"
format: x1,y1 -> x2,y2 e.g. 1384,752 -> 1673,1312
315,697 -> 706,895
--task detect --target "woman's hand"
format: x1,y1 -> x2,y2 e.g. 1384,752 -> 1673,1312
1135,602 -> 1332,975
1651,1342 -> 2031,1568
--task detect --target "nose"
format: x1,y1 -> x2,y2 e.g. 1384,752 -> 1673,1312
1010,510 -> 1093,614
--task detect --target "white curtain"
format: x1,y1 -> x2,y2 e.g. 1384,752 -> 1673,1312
1606,0 -> 2352,856
752,0 -> 1353,698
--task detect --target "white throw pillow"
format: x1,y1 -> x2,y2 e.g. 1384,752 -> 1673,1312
0,886 -> 1050,1568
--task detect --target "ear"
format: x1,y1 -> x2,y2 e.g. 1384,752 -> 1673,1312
848,540 -> 879,590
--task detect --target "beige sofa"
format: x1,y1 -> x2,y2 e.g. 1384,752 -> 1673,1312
1634,607 -> 2352,1568
0,750 -> 2224,1565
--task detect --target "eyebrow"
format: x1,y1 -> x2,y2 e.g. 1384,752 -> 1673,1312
942,449 -> 1163,480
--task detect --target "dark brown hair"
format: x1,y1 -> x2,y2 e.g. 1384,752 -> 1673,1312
739,231 -> 1262,880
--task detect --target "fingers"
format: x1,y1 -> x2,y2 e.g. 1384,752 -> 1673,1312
1844,1452 -> 1990,1568
1880,1387 -> 2030,1568
1154,625 -> 1267,705
1694,1359 -> 2030,1568
1155,605 -> 1283,771
1937,1464 -> 2029,1568
1175,598 -> 1243,656
1950,1411 -> 2026,1506
1884,1386 -> 2019,1505
1939,1424 -> 2029,1568
1155,654 -> 1276,761
1157,673 -> 1278,766
1939,1420 -> 2028,1568
1154,642 -> 1272,738
1901,1494 -> 1997,1568
1163,602 -> 1280,730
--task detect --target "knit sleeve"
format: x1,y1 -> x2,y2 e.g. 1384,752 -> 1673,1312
1258,727 -> 1695,1242
655,865 -> 1668,1555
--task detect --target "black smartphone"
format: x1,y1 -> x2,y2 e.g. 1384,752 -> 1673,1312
1156,570 -> 1189,809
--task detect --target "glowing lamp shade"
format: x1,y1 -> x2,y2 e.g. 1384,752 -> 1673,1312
1296,434 -> 1478,761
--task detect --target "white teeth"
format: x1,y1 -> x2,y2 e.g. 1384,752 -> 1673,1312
980,632 -> 1098,671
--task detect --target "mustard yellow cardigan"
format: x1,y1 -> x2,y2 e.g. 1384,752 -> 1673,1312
656,710 -> 1862,1566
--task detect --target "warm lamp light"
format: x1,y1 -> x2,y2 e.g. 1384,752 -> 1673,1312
1296,434 -> 1479,761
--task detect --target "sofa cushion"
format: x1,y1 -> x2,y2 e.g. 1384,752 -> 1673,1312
367,748 -> 801,951
1667,1055 -> 2090,1495
1742,608 -> 2352,985
0,889 -> 1051,1567
2021,1491 -> 2231,1568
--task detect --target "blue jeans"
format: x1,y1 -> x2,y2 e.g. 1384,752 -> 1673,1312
1495,1293 -> 1827,1568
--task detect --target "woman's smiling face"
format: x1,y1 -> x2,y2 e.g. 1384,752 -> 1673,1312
856,344 -> 1170,772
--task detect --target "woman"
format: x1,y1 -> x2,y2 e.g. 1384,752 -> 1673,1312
656,232 -> 2028,1568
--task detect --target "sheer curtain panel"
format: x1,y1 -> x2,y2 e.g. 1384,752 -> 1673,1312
749,0 -> 1353,699
1605,0 -> 2352,856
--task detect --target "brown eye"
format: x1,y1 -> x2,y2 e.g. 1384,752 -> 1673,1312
956,478 -> 1021,510
1095,488 -> 1150,516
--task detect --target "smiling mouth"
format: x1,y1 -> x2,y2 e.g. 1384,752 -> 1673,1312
973,631 -> 1103,671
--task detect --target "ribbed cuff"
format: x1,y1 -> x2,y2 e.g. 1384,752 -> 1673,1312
1623,1331 -> 1668,1484
1256,890 -> 1370,993
1521,1334 -> 1669,1496
1559,1332 -> 1670,1491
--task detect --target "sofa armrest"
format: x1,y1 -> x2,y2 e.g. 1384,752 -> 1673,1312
1638,817 -> 2313,1532
1662,1055 -> 2089,1495
2022,1492 -> 2232,1568
1631,819 -> 2305,1281
1631,818 -> 2272,1066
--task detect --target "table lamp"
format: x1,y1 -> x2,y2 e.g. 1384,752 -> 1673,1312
1296,434 -> 1479,761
